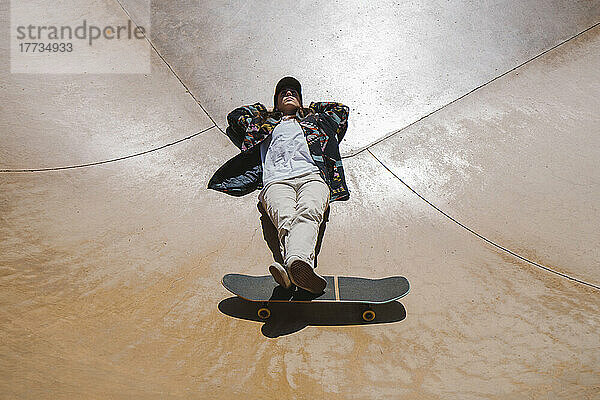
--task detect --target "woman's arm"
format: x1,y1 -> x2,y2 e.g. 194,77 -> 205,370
309,102 -> 350,142
226,103 -> 268,150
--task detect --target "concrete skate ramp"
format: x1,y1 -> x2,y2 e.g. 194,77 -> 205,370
1,1 -> 599,399
132,0 -> 600,155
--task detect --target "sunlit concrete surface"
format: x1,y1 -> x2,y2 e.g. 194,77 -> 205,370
369,27 -> 600,286
1,0 -> 211,170
125,0 -> 599,154
0,0 -> 212,170
1,1 -> 599,399
0,48 -> 213,169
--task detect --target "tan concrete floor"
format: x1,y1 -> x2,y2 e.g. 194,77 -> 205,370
1,1 -> 599,399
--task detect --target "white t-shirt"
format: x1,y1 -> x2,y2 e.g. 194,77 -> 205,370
259,118 -> 320,187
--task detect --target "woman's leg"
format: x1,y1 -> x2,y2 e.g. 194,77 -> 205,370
259,181 -> 297,264
284,173 -> 330,293
285,174 -> 330,267
261,172 -> 330,293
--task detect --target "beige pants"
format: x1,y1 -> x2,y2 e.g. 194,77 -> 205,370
259,172 -> 330,268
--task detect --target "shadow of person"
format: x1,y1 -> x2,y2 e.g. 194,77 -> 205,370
218,297 -> 407,338
257,202 -> 284,264
257,202 -> 330,269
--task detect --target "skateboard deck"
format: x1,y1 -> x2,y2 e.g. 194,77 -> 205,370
222,273 -> 409,321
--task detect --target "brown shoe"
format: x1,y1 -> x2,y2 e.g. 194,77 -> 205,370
269,262 -> 292,289
287,258 -> 326,294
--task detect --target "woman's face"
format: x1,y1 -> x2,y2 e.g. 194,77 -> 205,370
277,88 -> 301,114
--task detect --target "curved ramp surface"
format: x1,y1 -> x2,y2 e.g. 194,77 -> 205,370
134,0 -> 599,154
369,27 -> 600,286
1,1 -> 599,399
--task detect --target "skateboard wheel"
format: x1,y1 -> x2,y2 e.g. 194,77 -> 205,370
362,309 -> 376,322
257,307 -> 271,320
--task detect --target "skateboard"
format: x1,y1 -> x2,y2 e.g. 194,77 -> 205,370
222,273 -> 410,322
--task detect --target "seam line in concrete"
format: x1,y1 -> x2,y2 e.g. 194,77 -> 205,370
0,126 -> 216,173
368,149 -> 600,291
343,22 -> 600,159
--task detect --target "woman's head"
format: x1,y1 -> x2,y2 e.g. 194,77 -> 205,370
273,76 -> 303,114
277,88 -> 301,115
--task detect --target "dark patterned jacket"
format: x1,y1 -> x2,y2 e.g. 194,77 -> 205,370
208,102 -> 350,202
